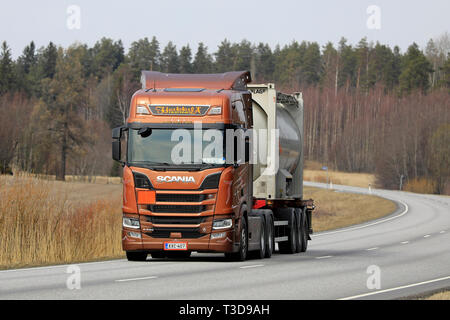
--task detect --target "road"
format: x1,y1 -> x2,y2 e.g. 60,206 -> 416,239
1,182 -> 449,300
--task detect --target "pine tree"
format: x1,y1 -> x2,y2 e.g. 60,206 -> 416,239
161,41 -> 179,73
0,41 -> 15,94
128,37 -> 161,74
193,43 -> 213,73
399,43 -> 433,94
301,42 -> 322,86
40,42 -> 58,79
90,38 -> 125,79
214,39 -> 235,72
254,43 -> 274,82
41,46 -> 88,180
178,45 -> 193,74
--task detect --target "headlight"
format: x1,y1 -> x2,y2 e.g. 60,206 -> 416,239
212,218 -> 232,230
123,217 -> 140,229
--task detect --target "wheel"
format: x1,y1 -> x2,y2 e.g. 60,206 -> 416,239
278,208 -> 298,254
264,214 -> 274,258
165,251 -> 191,259
300,209 -> 308,252
126,251 -> 148,261
255,217 -> 266,259
225,217 -> 248,261
295,208 -> 308,253
150,251 -> 166,259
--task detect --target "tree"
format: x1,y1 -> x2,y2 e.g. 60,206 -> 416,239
442,53 -> 450,91
428,124 -> 450,194
107,63 -> 139,128
399,43 -> 433,94
178,45 -> 193,74
193,43 -> 213,73
0,41 -> 15,95
161,41 -> 179,73
254,42 -> 274,82
39,42 -> 58,79
128,36 -> 160,75
41,46 -> 88,180
301,42 -> 322,86
15,41 -> 38,95
337,37 -> 357,91
214,39 -> 235,73
90,38 -> 124,79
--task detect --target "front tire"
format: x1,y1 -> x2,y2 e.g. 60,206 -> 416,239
225,217 -> 248,261
126,251 -> 148,261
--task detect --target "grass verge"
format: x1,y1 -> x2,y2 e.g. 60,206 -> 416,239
304,186 -> 396,232
0,174 -> 123,269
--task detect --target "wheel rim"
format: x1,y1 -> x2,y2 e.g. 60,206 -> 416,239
260,224 -> 265,256
241,226 -> 247,256
268,223 -> 273,253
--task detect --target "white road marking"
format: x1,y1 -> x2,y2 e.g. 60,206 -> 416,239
316,256 -> 333,259
115,276 -> 158,282
0,259 -> 128,274
314,199 -> 409,237
339,275 -> 450,300
440,231 -> 446,234
366,247 -> 379,251
240,264 -> 264,269
401,241 -> 409,244
424,235 -> 431,238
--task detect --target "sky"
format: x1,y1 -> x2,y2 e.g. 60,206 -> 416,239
1,0 -> 449,58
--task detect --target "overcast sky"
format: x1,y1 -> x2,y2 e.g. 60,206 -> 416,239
1,0 -> 449,58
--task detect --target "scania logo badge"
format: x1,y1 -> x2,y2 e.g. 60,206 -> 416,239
156,176 -> 195,183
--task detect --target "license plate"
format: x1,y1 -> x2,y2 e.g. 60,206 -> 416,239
164,242 -> 187,250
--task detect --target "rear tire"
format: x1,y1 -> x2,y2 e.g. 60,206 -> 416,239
295,208 -> 308,253
126,251 -> 148,261
255,217 -> 266,259
264,214 -> 274,258
299,209 -> 308,252
278,208 -> 298,254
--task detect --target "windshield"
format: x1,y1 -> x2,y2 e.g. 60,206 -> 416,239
128,128 -> 225,167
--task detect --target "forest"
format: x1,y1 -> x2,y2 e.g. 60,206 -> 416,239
0,35 -> 449,193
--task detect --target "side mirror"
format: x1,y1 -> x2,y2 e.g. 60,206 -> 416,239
245,138 -> 250,163
112,140 -> 121,162
112,126 -> 125,162
112,127 -> 122,139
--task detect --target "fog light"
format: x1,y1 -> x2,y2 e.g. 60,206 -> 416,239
211,232 -> 226,239
127,231 -> 142,239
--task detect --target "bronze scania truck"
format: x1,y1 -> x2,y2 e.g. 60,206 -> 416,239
112,71 -> 314,261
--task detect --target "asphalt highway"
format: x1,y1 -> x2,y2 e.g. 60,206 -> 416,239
1,182 -> 449,299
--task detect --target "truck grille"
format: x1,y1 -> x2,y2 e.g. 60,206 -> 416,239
145,215 -> 206,225
145,227 -> 204,239
149,205 -> 205,213
156,194 -> 206,203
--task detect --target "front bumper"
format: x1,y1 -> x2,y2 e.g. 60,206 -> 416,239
122,228 -> 235,253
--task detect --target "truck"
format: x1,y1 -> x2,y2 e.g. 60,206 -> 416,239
112,70 -> 314,261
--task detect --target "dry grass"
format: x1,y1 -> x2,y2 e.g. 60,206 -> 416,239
0,174 -> 123,269
304,186 -> 396,232
304,169 -> 376,188
404,178 -> 436,194
424,291 -> 450,300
